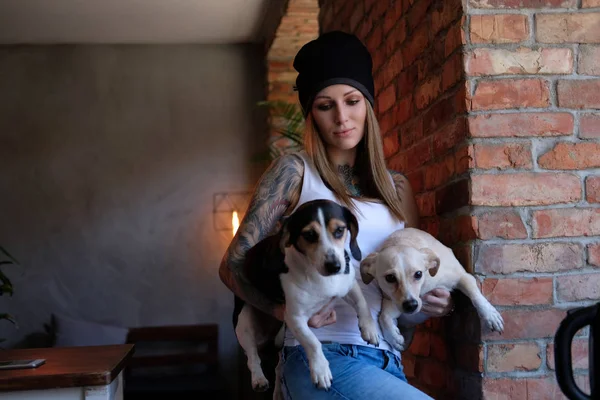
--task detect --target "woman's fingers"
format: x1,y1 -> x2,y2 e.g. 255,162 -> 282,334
421,288 -> 453,317
308,299 -> 337,327
322,310 -> 337,326
422,293 -> 446,307
429,288 -> 451,299
308,309 -> 337,328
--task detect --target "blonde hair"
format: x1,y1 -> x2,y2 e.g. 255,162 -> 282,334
303,101 -> 407,223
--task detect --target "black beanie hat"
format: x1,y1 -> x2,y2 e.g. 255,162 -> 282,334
293,31 -> 375,116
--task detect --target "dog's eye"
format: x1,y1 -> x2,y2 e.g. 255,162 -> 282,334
302,230 -> 318,243
385,274 -> 396,283
414,271 -> 423,280
333,226 -> 345,238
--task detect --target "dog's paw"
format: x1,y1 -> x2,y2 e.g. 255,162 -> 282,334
484,307 -> 505,334
390,335 -> 406,351
384,326 -> 405,351
359,318 -> 380,347
252,376 -> 269,392
310,355 -> 332,390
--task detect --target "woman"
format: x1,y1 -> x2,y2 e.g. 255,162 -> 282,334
219,31 -> 452,399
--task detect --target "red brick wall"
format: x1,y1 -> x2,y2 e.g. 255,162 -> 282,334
319,0 -> 467,397
465,1 -> 597,397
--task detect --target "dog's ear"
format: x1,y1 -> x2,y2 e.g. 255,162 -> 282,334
419,248 -> 440,277
278,217 -> 291,254
343,207 -> 361,260
276,215 -> 289,232
359,252 -> 377,284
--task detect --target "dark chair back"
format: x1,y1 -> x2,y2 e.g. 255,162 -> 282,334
124,324 -> 224,399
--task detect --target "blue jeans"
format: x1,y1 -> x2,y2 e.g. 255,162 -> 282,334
281,342 -> 434,400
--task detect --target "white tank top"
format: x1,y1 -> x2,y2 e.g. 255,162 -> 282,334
282,150 -> 405,353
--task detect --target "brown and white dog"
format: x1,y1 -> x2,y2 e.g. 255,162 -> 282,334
233,199 -> 379,394
359,227 -> 504,351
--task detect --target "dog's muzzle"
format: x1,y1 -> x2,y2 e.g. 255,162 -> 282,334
402,299 -> 419,314
324,252 -> 342,275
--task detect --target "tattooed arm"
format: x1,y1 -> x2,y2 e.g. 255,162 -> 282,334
219,153 -> 304,320
389,170 -> 419,228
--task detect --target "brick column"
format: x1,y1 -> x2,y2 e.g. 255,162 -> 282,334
465,1 -> 597,397
317,0 -> 598,398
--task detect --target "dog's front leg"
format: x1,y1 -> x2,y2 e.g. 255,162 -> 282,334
284,312 -> 332,390
379,298 -> 406,351
457,274 -> 504,333
342,282 -> 379,346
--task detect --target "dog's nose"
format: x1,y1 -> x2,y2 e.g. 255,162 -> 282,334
403,299 -> 418,313
324,259 -> 341,274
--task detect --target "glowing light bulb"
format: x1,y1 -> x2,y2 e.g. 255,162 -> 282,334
232,211 -> 240,237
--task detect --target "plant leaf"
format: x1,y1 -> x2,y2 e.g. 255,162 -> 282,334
255,100 -> 306,162
0,246 -> 18,265
0,284 -> 13,296
272,129 -> 303,144
0,314 -> 17,326
0,268 -> 13,297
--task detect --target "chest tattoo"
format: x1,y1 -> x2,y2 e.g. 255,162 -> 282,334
338,164 -> 361,197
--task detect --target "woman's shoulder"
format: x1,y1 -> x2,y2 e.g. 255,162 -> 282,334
257,152 -> 306,198
269,151 -> 305,176
386,169 -> 409,188
386,168 -> 415,202
387,167 -> 407,178
386,168 -> 419,227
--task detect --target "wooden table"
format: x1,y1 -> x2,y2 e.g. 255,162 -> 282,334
0,344 -> 134,400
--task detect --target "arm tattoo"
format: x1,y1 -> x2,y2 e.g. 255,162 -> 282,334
220,153 -> 303,316
338,164 -> 362,197
389,169 -> 419,228
389,170 -> 408,194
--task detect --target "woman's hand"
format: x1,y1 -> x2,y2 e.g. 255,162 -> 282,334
274,301 -> 337,328
308,299 -> 337,328
421,288 -> 454,318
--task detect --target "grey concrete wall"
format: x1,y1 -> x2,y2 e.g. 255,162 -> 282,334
0,44 -> 268,396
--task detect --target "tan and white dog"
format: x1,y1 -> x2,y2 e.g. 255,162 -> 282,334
359,227 -> 504,351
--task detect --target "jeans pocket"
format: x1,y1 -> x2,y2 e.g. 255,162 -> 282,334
390,352 -> 408,382
380,350 -> 407,380
382,351 -> 393,370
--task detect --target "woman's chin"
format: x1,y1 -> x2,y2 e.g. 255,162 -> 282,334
329,137 -> 362,150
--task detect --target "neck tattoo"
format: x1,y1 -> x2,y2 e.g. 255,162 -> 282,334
338,164 -> 361,196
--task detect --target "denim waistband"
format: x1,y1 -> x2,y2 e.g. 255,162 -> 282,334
283,341 -> 401,362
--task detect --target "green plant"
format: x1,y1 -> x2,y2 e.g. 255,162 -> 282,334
255,100 -> 305,161
0,246 -> 19,328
